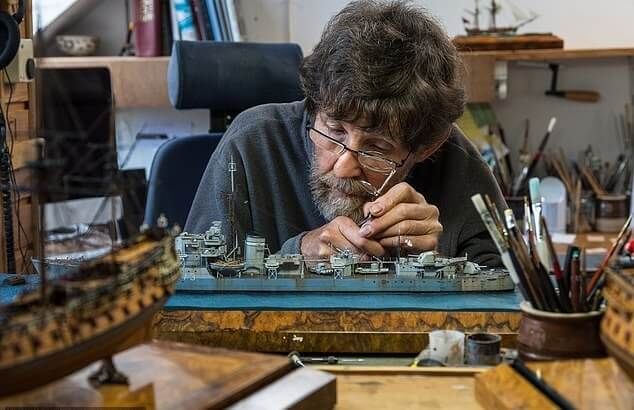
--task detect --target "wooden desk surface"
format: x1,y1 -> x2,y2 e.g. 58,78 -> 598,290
0,339 -> 482,410
0,341 -> 336,409
335,373 -> 480,409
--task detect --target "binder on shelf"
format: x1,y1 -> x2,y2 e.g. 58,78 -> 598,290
193,0 -> 213,40
204,0 -> 223,41
214,0 -> 230,41
160,0 -> 173,55
225,0 -> 241,42
134,0 -> 162,57
169,0 -> 181,41
173,0 -> 199,41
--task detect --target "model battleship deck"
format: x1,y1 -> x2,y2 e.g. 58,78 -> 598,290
174,222 -> 515,293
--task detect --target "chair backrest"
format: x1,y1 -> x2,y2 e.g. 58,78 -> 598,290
145,41 -> 304,227
144,133 -> 222,227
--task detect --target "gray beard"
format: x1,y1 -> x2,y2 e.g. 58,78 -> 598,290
309,160 -> 373,225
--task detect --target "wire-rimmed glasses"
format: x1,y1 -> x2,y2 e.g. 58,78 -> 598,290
306,124 -> 411,197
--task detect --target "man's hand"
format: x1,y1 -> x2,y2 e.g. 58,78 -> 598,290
359,182 -> 442,252
301,216 -> 386,259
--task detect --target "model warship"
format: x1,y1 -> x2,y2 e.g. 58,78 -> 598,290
175,222 -> 514,293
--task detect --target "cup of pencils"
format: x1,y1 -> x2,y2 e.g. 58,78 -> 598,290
471,181 -> 632,362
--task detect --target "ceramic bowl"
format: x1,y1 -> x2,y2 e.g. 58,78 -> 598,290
56,35 -> 99,56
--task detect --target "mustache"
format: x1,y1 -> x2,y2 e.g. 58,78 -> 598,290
314,172 -> 372,197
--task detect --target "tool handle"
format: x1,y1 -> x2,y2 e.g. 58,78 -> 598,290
563,90 -> 600,102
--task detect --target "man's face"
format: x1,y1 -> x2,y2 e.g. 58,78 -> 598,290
308,112 -> 416,224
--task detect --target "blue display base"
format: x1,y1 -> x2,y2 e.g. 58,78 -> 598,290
0,274 -> 522,312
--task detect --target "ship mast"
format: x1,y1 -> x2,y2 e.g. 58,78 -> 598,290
227,156 -> 240,258
489,0 -> 500,30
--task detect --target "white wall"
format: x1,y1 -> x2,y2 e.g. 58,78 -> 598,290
287,0 -> 634,53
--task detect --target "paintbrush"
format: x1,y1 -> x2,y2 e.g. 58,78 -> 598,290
541,216 -> 572,312
504,209 -> 550,311
513,117 -> 557,195
586,214 -> 632,297
529,178 -> 552,271
471,194 -> 524,297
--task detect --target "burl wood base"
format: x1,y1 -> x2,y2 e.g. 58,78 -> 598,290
153,310 -> 521,353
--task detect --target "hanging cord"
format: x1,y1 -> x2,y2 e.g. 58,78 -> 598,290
0,103 -> 15,273
3,67 -> 32,273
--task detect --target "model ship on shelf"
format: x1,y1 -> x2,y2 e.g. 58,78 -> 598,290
462,0 -> 538,37
455,0 -> 563,51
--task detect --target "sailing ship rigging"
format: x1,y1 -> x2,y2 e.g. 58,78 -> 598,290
462,0 -> 539,36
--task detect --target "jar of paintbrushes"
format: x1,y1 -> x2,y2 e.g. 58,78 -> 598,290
471,180 -> 632,361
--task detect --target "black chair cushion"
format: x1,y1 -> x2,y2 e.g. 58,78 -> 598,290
168,41 -> 304,114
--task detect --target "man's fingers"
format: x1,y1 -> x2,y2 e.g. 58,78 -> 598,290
335,219 -> 386,257
372,219 -> 443,240
363,182 -> 426,217
360,203 -> 440,237
317,217 -> 385,257
379,234 -> 439,252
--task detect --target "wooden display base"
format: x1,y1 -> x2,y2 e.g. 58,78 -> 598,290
0,341 -> 337,409
454,34 -> 564,52
475,358 -> 633,409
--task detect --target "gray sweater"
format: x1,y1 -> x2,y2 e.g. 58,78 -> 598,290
185,100 -> 505,266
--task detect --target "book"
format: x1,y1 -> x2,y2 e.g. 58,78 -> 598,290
214,0 -> 230,41
204,0 -> 223,41
169,0 -> 181,41
224,0 -> 241,41
189,0 -> 207,40
160,0 -> 173,55
134,0 -> 162,57
173,0 -> 199,41
195,0 -> 214,40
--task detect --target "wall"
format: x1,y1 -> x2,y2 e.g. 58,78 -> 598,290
44,0 -> 129,56
288,0 -> 634,53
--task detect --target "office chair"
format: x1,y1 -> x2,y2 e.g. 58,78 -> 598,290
144,41 -> 304,227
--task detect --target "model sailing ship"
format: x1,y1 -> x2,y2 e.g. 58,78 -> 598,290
462,0 -> 538,36
175,159 -> 514,293
0,76 -> 181,398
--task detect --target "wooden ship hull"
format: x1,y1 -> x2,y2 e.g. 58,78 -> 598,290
0,228 -> 181,397
601,269 -> 634,379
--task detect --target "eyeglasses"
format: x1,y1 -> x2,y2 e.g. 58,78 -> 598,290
306,124 -> 412,197
306,125 -> 410,175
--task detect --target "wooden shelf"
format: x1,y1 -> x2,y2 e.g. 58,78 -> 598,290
36,57 -> 171,108
460,47 -> 634,61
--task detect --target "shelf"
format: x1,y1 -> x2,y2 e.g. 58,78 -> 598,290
36,57 -> 171,108
460,47 -> 634,61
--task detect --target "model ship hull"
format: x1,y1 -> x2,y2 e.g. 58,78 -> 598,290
178,269 -> 514,292
0,228 -> 181,397
1,296 -> 165,397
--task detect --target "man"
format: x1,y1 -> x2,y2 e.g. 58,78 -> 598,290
185,0 -> 505,266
